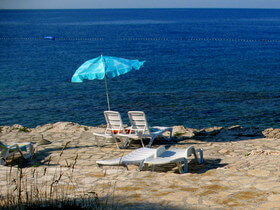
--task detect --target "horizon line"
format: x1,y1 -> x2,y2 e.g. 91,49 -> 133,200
1,7 -> 280,10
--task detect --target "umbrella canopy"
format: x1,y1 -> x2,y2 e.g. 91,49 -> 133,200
71,55 -> 145,110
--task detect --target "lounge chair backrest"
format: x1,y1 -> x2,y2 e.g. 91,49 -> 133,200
185,146 -> 196,157
155,146 -> 166,157
104,111 -> 125,134
128,111 -> 150,135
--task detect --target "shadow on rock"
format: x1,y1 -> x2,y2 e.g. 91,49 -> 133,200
1,195 -> 187,210
142,158 -> 227,174
4,143 -> 101,168
174,125 -> 267,142
190,158 -> 228,174
34,144 -> 101,166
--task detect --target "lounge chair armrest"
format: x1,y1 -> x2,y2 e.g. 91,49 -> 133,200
8,142 -> 32,148
93,132 -> 113,138
7,144 -> 20,149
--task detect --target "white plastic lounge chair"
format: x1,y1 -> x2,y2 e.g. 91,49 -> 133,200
0,141 -> 34,165
96,147 -> 158,169
122,111 -> 173,147
96,146 -> 203,173
93,111 -> 128,148
144,146 -> 203,174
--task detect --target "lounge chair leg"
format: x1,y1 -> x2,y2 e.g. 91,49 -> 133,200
15,145 -> 25,159
1,150 -> 9,164
114,140 -> 119,149
147,137 -> 155,148
24,143 -> 34,159
140,138 -> 145,148
138,161 -> 144,171
0,158 -> 6,166
162,129 -> 173,142
112,137 -> 120,149
124,164 -> 129,170
193,149 -> 198,163
119,138 -> 130,149
196,148 -> 204,164
177,159 -> 188,174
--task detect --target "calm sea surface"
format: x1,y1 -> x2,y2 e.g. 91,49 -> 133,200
0,9 -> 280,129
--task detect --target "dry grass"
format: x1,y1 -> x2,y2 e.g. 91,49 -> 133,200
0,143 -> 102,209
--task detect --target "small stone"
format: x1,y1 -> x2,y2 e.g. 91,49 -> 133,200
219,149 -> 229,154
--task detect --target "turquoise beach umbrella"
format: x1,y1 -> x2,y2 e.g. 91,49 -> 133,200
71,55 -> 145,110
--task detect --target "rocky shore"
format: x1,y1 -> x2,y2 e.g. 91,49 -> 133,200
0,122 -> 280,209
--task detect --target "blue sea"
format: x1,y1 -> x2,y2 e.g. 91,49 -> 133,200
0,9 -> 280,129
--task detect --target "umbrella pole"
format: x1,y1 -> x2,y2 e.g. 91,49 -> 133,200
104,76 -> 111,111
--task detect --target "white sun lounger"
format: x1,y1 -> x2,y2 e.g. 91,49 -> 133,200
0,141 -> 34,165
93,111 -> 129,148
96,147 -> 158,169
144,146 -> 203,173
96,146 -> 203,173
117,111 -> 173,147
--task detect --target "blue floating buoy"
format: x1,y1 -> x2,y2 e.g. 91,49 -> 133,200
43,36 -> 55,40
